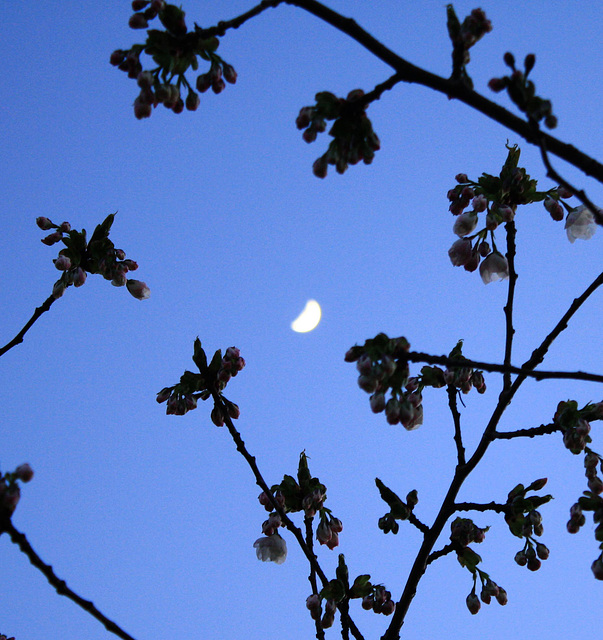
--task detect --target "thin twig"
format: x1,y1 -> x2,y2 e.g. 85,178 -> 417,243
454,501 -> 506,514
211,392 -> 364,640
1,519 -> 137,640
493,423 -> 560,440
404,351 -> 603,385
447,386 -> 465,466
532,122 -> 603,226
0,294 -> 56,358
194,0 -> 284,37
304,517 -> 326,640
502,221 -> 518,390
407,513 -> 430,537
426,543 -> 455,566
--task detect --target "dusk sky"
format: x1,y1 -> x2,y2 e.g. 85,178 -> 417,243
1,1 -> 602,639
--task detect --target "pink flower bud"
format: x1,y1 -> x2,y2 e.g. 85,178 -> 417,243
15,463 -> 34,483
453,212 -> 478,237
186,91 -> 200,111
42,231 -> 63,246
466,593 -> 480,615
126,279 -> 150,300
128,13 -> 148,28
156,388 -> 171,403
479,252 -> 509,284
72,267 -> 87,287
54,255 -> 72,271
222,64 -> 237,84
370,392 -> 386,413
592,557 -> 603,580
472,194 -> 488,212
52,279 -> 67,299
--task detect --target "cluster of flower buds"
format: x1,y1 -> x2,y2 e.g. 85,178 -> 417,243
157,339 -> 244,421
420,341 -> 486,397
316,513 -> 343,549
0,463 -> 34,517
346,334 -> 425,428
302,487 -> 326,518
567,492 -> 603,580
0,635 -> 16,640
450,517 -> 487,547
111,2 -> 236,119
488,53 -> 557,129
295,90 -> 380,178
446,142 -> 595,281
361,586 -> 395,616
554,400 -> 595,454
306,594 -> 338,628
37,215 -> 149,301
503,478 -> 551,571
466,577 -> 507,615
258,489 -> 286,512
446,6 -> 492,88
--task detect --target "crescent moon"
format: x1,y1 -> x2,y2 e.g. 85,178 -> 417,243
291,299 -> 322,333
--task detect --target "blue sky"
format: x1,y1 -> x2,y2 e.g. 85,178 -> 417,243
1,1 -> 602,639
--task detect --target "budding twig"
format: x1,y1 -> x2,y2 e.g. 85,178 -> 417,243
283,0 -> 603,184
447,386 -> 466,466
493,423 -> 560,440
211,392 -> 365,640
404,351 -> 603,385
1,519 -> 137,640
0,294 -> 56,358
532,122 -> 603,227
454,501 -> 506,514
502,221 -> 518,390
194,0 -> 283,38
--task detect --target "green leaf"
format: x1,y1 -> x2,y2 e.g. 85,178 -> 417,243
192,338 -> 207,373
349,574 -> 373,599
89,213 -> 115,245
297,451 -> 312,489
375,478 -> 409,520
457,546 -> 482,570
446,4 -> 461,42
448,339 -> 465,360
420,366 -> 445,388
207,349 -> 223,377
320,579 -> 346,603
336,554 -> 349,588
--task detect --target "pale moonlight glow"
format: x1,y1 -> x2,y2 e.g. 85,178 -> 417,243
291,299 -> 322,333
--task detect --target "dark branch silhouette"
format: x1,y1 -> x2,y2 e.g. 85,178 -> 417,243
0,295 -> 56,358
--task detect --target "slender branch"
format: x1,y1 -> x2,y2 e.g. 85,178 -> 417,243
454,501 -> 506,514
0,294 -> 56,358
194,0 -> 284,37
382,268 -> 603,640
426,543 -> 455,566
407,513 -> 430,537
532,122 -> 603,226
405,351 -> 603,385
502,221 -> 518,390
447,386 -> 465,466
493,422 -> 560,440
211,392 -> 364,640
0,519 -> 137,640
304,517 -> 326,640
362,72 -> 404,107
282,0 -> 603,184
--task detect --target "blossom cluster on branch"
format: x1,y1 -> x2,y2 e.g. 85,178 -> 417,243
37,214 -> 149,301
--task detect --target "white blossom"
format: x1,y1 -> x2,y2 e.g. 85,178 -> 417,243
479,252 -> 509,284
565,205 -> 598,243
253,533 -> 287,564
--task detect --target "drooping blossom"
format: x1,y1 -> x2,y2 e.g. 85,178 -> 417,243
253,533 -> 287,564
565,205 -> 598,243
126,279 -> 151,300
479,252 -> 509,284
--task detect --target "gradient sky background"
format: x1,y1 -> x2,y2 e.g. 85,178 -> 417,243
1,1 -> 602,639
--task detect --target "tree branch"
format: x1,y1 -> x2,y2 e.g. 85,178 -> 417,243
404,351 -> 603,385
454,501 -> 506,514
426,543 -> 455,566
534,125 -> 603,226
1,519 -> 137,640
502,221 -> 518,389
0,294 -> 56,358
282,0 -> 603,183
194,0 -> 284,38
493,422 -> 560,440
447,386 -> 465,466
